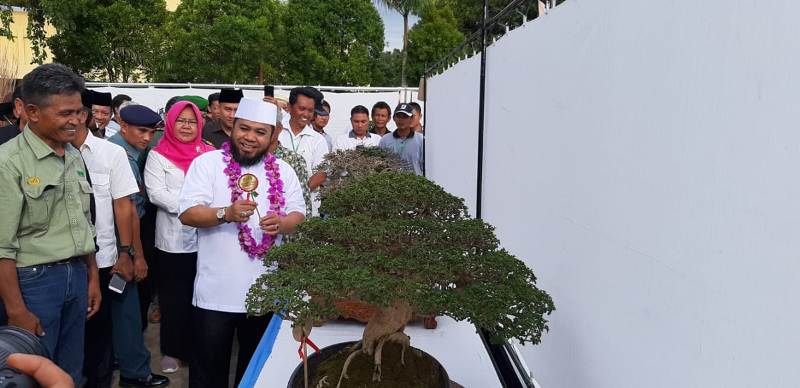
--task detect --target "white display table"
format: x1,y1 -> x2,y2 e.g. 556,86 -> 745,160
255,317 -> 502,387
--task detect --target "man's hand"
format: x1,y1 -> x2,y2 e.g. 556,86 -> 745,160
111,254 -> 134,282
86,273 -> 101,319
225,199 -> 258,223
133,255 -> 148,283
8,308 -> 44,336
259,213 -> 283,236
7,354 -> 74,388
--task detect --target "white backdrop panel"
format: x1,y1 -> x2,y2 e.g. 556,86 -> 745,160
90,87 -> 417,139
425,55 -> 480,214
474,0 -> 800,387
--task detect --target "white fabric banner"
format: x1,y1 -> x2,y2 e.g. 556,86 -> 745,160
90,86 -> 418,139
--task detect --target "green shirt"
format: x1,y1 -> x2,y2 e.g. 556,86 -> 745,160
0,128 -> 96,267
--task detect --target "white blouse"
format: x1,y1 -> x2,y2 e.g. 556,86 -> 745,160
144,151 -> 198,253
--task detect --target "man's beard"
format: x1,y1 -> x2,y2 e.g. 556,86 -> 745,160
231,142 -> 269,167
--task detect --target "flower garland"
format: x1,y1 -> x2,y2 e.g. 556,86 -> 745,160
222,141 -> 286,259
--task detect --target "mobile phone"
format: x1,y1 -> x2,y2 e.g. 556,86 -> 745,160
264,85 -> 274,97
109,273 -> 126,294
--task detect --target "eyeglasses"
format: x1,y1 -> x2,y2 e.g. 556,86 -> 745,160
176,119 -> 198,127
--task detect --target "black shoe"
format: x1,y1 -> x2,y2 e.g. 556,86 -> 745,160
119,373 -> 170,387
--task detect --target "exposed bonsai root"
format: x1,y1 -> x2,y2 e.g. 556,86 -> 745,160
363,301 -> 413,356
372,332 -> 411,382
336,344 -> 364,388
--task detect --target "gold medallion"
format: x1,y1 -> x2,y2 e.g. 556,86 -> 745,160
237,173 -> 259,193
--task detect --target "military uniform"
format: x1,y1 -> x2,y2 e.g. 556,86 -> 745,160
0,127 -> 95,384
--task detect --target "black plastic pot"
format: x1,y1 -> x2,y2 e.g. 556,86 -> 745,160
287,340 -> 450,388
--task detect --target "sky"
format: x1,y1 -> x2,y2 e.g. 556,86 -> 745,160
375,2 -> 420,52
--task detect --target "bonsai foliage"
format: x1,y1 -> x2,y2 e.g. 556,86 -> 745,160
247,171 -> 555,347
314,147 -> 412,200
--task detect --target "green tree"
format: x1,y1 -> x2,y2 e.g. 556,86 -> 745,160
278,0 -> 384,86
374,0 -> 427,87
153,0 -> 282,83
20,0 -> 167,81
371,49 -> 402,86
406,5 -> 464,82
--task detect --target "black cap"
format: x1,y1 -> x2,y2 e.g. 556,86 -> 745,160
394,103 -> 413,117
81,89 -> 94,109
219,88 -> 244,104
92,91 -> 112,107
315,99 -> 330,116
0,102 -> 12,116
120,105 -> 162,127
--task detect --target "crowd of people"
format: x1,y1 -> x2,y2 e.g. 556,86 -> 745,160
0,63 -> 425,388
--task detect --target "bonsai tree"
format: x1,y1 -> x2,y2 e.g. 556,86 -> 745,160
247,172 -> 554,386
314,146 -> 412,200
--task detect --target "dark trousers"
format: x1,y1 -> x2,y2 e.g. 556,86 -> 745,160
84,267 -> 152,386
83,268 -> 114,388
189,307 -> 272,388
156,249 -> 197,360
138,204 -> 158,331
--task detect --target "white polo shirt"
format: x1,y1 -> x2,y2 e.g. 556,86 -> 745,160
179,150 -> 306,313
79,134 -> 139,268
278,125 -> 329,215
332,131 -> 381,151
144,151 -> 198,253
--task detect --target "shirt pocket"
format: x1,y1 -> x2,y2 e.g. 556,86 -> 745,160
79,179 -> 93,212
89,172 -> 111,200
22,184 -> 56,232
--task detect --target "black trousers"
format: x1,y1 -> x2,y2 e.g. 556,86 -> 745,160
83,267 -> 114,388
138,204 -> 158,331
156,249 -> 197,360
189,307 -> 272,388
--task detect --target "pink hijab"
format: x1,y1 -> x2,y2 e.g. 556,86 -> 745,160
153,101 -> 215,173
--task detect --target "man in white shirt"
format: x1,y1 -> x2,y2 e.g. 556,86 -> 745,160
332,105 -> 381,151
277,87 -> 329,216
74,91 -> 169,388
90,92 -> 112,139
179,98 -> 306,388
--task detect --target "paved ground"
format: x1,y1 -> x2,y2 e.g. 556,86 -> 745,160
110,322 -> 188,387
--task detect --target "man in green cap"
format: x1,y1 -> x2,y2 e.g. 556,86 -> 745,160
0,63 -> 101,385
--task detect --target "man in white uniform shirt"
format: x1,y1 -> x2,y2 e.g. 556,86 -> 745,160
333,105 -> 381,151
74,91 -> 169,388
179,98 -> 306,388
277,87 -> 329,216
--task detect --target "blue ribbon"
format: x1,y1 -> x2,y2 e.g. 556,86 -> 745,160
238,313 -> 284,388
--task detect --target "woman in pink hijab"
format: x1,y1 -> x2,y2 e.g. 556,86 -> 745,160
144,100 -> 214,373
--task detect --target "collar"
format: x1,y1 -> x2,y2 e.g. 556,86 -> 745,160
23,125 -> 57,160
80,130 -> 101,152
108,132 -> 142,159
348,130 -> 371,139
392,129 -> 415,139
287,125 -> 316,138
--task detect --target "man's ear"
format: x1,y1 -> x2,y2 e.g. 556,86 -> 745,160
24,104 -> 40,124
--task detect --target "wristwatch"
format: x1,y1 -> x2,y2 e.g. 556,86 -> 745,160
119,245 -> 135,257
216,207 -> 228,223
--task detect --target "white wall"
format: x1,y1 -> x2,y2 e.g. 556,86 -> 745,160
426,0 -> 800,387
91,86 -> 418,139
426,55 -> 481,213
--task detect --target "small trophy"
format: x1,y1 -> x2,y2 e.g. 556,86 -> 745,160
237,173 -> 261,218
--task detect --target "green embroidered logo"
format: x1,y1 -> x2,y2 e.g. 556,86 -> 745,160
77,170 -> 85,177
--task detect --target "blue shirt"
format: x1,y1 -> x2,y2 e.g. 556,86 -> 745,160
108,133 -> 147,218
378,130 -> 424,175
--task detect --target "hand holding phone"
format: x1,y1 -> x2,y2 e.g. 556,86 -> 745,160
108,273 -> 126,294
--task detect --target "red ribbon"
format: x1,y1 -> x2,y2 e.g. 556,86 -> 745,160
297,336 -> 321,360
